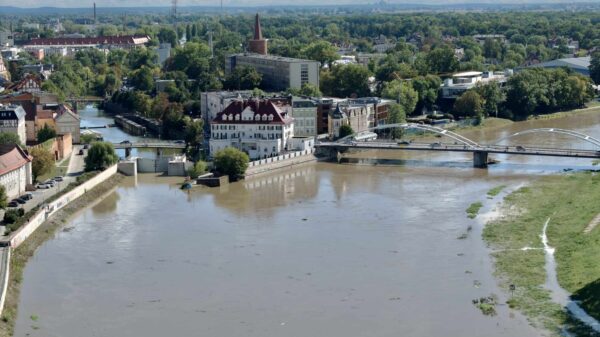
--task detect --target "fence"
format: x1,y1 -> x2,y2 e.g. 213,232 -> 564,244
247,148 -> 316,168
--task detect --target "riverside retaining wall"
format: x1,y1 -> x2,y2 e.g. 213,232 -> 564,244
245,149 -> 317,176
9,165 -> 118,248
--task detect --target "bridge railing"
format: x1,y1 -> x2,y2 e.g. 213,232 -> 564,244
248,148 -> 315,168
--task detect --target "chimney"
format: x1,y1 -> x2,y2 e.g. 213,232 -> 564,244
248,13 -> 267,55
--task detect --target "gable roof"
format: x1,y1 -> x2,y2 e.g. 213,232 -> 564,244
55,104 -> 80,122
0,144 -> 32,176
212,98 -> 292,125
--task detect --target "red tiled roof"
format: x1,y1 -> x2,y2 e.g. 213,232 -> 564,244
0,145 -> 32,176
212,99 -> 292,125
26,35 -> 150,47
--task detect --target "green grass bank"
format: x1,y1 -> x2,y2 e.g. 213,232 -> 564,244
483,172 -> 600,336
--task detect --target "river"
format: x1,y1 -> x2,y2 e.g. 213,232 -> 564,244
12,107 -> 600,337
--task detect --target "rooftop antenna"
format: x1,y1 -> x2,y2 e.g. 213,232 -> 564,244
171,0 -> 178,18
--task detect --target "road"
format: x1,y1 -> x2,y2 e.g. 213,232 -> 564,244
0,146 -> 87,234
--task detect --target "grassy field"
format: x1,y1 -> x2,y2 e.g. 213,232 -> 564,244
483,173 -> 600,336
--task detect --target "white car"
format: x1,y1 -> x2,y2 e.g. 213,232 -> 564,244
36,184 -> 50,189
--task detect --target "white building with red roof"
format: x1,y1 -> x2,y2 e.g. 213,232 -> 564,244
0,144 -> 32,199
209,98 -> 294,160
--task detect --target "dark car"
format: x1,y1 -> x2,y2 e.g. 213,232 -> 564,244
13,198 -> 26,205
174,140 -> 185,144
79,149 -> 84,155
21,193 -> 33,201
120,140 -> 131,144
83,144 -> 89,150
7,201 -> 18,208
516,145 -> 526,151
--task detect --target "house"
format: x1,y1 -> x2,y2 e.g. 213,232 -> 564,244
0,30 -> 14,48
0,144 -> 32,199
0,104 -> 26,144
0,91 -> 60,143
328,103 -> 371,139
21,64 -> 54,79
200,90 -> 259,124
209,98 -> 294,160
55,104 -> 80,143
6,74 -> 42,93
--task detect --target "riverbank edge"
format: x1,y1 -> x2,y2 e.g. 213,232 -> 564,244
0,173 -> 124,337
482,172 -> 600,336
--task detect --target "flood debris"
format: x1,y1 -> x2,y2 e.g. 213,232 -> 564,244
473,294 -> 498,316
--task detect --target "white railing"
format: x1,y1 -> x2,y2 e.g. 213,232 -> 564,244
248,148 -> 316,168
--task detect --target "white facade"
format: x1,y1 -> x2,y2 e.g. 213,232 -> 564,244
55,106 -> 80,143
0,146 -> 32,199
0,106 -> 26,145
442,70 -> 511,99
200,91 -> 255,123
291,98 -> 318,137
0,31 -> 14,48
210,122 -> 294,160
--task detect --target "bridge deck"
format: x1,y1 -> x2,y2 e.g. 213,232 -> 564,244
112,142 -> 186,149
316,142 -> 600,159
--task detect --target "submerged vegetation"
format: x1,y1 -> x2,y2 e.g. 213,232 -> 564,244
466,202 -> 483,219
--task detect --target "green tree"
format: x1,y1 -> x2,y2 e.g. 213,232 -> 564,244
158,27 -> 178,47
0,185 -> 7,210
454,90 -> 484,119
474,82 -> 506,118
184,117 -> 204,149
338,124 -> 354,138
0,132 -> 22,147
213,147 -> 249,179
301,41 -> 339,68
37,124 -> 57,143
84,142 -> 118,171
411,75 -> 442,114
30,147 -> 55,182
321,64 -> 371,98
130,66 -> 155,92
426,47 -> 459,74
381,80 -> 418,114
187,160 -> 207,179
224,66 -> 262,90
387,103 -> 406,139
590,52 -> 600,85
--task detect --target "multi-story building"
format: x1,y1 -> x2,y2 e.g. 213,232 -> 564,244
328,103 -> 371,139
225,14 -> 320,91
0,144 -> 32,199
209,98 -> 294,160
55,104 -> 81,144
348,97 -> 395,127
291,97 -> 317,137
200,90 -> 256,124
441,70 -> 511,99
0,104 -> 26,144
0,91 -> 60,143
23,35 -> 151,57
226,53 -> 320,91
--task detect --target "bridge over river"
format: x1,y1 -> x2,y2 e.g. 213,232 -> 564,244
315,124 -> 600,167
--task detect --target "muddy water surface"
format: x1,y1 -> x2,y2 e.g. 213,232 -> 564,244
12,110 -> 600,337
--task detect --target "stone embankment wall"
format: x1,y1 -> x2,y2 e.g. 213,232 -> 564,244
245,149 -> 317,176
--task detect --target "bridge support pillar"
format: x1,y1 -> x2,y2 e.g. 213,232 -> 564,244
125,147 -> 131,158
473,151 -> 489,168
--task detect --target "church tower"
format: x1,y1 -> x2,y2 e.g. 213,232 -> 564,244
248,13 -> 267,55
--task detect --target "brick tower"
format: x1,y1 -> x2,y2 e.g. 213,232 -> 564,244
248,13 -> 267,55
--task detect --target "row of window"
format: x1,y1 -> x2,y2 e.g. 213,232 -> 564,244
212,132 -> 283,140
211,124 -> 283,131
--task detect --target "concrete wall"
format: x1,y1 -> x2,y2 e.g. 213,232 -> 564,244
245,149 -> 317,176
117,160 -> 137,176
9,164 -> 118,248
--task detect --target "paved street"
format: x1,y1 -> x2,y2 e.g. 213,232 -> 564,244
0,146 -> 87,234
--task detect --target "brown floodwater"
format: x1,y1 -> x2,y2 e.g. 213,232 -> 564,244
13,110 -> 600,337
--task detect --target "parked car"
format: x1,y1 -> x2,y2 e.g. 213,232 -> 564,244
12,198 -> 26,205
36,183 -> 50,189
78,149 -> 84,155
430,142 -> 442,148
44,180 -> 56,187
174,140 -> 185,144
53,176 -> 64,182
21,193 -> 33,201
7,201 -> 18,208
516,145 -> 526,151
83,144 -> 89,149
120,140 -> 131,144
398,140 -> 411,145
